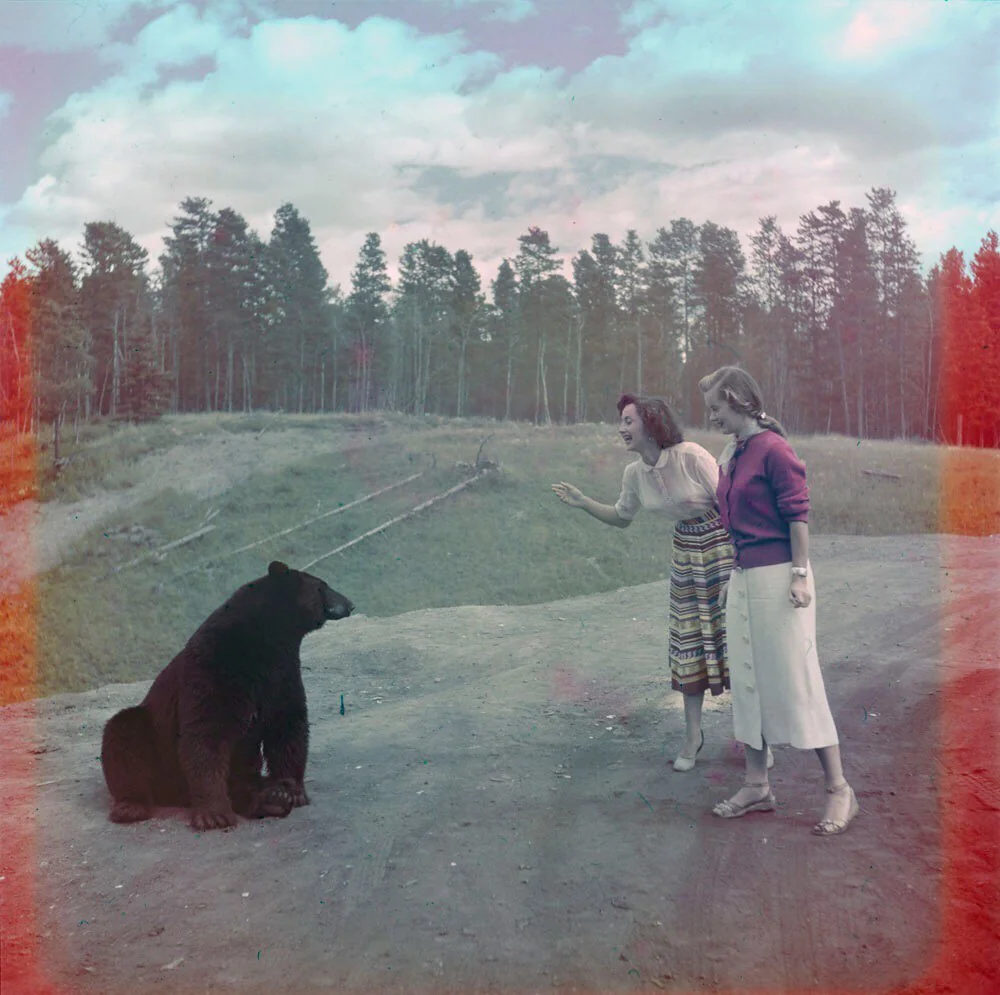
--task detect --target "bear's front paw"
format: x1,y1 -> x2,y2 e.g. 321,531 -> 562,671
190,806 -> 239,831
249,779 -> 296,819
291,783 -> 310,808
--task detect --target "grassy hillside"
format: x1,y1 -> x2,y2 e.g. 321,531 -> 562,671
3,412 -> 997,698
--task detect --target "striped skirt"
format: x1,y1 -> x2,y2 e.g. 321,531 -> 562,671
668,510 -> 734,696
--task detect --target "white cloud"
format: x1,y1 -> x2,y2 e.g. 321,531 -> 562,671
108,2 -> 233,79
4,13 -> 523,272
1,1 -> 997,282
0,0 -> 172,53
425,0 -> 537,22
839,0 -> 938,60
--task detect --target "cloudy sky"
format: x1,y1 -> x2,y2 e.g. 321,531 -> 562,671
1,0 -> 997,289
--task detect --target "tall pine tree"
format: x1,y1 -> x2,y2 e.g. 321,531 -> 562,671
347,233 -> 391,411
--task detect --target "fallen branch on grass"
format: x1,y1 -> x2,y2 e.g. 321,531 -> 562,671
455,435 -> 501,473
862,468 -> 903,481
301,469 -> 490,572
112,524 -> 217,574
165,469 -> 428,581
475,433 -> 494,467
213,470 -> 426,561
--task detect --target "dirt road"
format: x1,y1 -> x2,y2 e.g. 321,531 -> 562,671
2,534 -> 998,994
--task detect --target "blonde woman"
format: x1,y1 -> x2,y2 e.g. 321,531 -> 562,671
700,366 -> 858,836
553,394 -> 772,773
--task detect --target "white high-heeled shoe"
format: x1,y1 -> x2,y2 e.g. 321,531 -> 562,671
673,730 -> 704,771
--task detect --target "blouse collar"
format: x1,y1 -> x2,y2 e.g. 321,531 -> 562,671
718,428 -> 765,469
638,447 -> 673,471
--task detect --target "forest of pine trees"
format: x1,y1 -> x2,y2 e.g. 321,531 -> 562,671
2,187 -> 998,452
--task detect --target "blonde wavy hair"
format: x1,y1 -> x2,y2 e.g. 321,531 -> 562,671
698,366 -> 787,438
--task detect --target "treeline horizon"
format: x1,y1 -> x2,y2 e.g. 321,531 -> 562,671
1,186 -> 997,457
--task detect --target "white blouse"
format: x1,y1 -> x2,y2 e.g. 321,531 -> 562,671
614,441 -> 720,524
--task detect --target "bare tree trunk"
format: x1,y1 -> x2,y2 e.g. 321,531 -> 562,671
120,307 -> 128,415
226,336 -> 234,413
332,340 -> 338,411
299,338 -> 305,413
362,330 -> 371,413
504,350 -> 514,421
534,336 -> 541,425
111,310 -> 121,418
882,365 -> 890,438
534,333 -> 552,425
242,353 -> 252,413
562,316 -> 572,423
539,336 -> 552,426
636,316 -> 643,395
456,333 -> 467,417
53,406 -> 65,463
924,305 -> 934,438
204,341 -> 212,412
575,319 -> 584,423
424,338 -> 433,414
98,366 -> 110,417
856,336 -> 865,438
898,317 -> 906,438
170,312 -> 179,413
214,337 -> 222,412
412,326 -> 423,416
835,322 -> 851,436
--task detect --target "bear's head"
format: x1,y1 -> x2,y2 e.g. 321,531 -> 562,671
268,561 -> 354,631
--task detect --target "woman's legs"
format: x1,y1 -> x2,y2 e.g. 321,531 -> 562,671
711,737 -> 775,816
814,745 -> 858,831
673,689 -> 705,770
680,689 -> 704,756
720,739 -> 771,805
816,744 -> 845,788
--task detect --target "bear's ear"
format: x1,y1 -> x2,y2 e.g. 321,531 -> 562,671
268,561 -> 291,577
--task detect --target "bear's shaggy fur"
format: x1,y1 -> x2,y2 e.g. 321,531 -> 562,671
100,561 -> 353,830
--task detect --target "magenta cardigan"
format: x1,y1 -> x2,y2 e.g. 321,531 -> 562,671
716,430 -> 809,569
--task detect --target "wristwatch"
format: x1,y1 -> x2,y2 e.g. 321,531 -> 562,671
791,566 -> 808,578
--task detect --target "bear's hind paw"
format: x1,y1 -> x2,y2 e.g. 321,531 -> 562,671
110,800 -> 152,824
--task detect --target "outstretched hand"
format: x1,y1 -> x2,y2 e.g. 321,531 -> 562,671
551,481 -> 586,509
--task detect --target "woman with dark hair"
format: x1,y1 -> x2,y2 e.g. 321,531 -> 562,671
699,365 -> 858,836
552,393 -> 760,772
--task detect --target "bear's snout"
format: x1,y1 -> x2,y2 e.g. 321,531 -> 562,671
324,593 -> 354,620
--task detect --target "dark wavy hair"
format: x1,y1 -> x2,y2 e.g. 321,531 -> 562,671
617,393 -> 684,449
697,366 -> 787,438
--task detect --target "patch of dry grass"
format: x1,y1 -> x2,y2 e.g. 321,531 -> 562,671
6,414 -> 997,697
0,428 -> 37,514
0,581 -> 35,706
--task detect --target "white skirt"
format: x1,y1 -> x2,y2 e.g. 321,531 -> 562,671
724,562 -> 839,750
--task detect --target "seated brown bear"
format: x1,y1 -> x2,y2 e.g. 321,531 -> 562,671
100,561 -> 354,830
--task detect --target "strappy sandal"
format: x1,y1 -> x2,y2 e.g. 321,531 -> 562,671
812,782 -> 859,836
712,781 -> 776,818
673,730 -> 704,771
